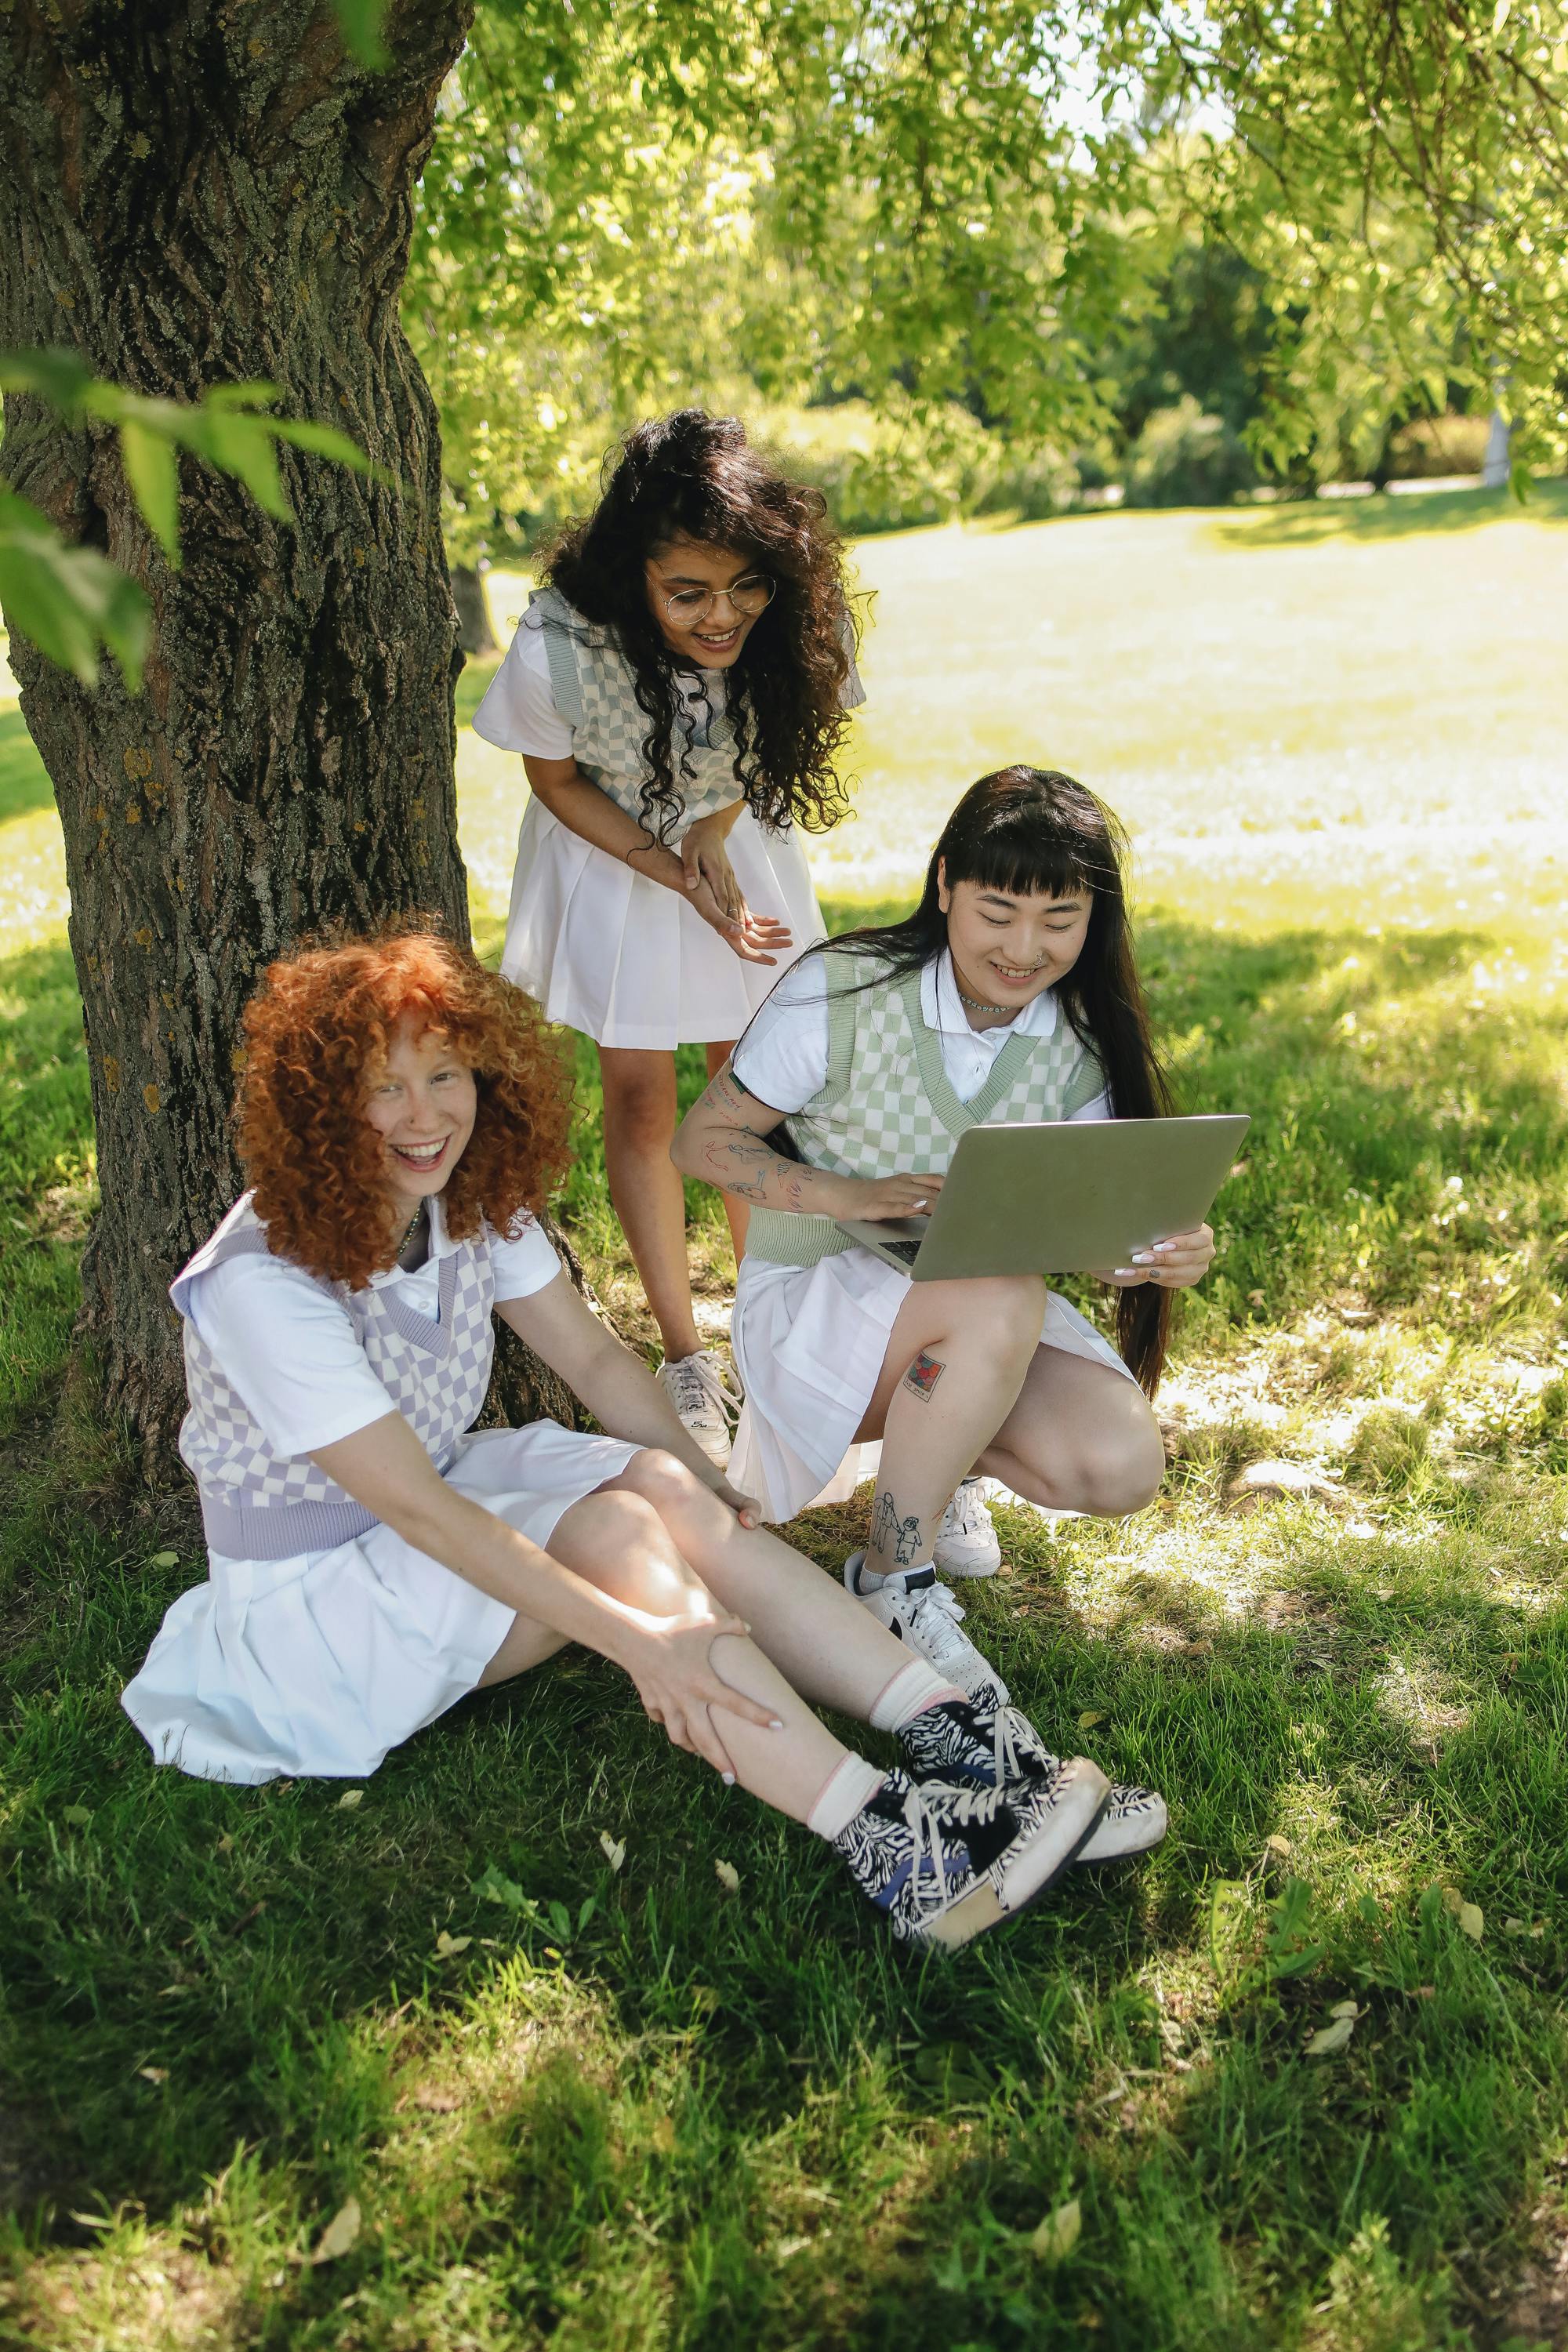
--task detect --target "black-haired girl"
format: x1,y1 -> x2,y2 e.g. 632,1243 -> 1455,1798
674,767 -> 1214,1781
473,410 -> 862,1470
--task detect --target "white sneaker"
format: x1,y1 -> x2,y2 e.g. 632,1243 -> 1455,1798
932,1478 -> 1003,1578
843,1552 -> 1010,1705
655,1348 -> 742,1471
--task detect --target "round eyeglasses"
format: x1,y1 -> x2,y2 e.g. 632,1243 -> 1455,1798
659,573 -> 776,626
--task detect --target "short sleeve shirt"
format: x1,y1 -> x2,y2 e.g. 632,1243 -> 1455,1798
181,1204 -> 562,1461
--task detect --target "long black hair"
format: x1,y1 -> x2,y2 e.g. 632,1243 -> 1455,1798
822,764 -> 1176,1393
545,409 -> 856,844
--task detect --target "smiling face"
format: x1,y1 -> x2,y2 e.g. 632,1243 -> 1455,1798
937,863 -> 1094,1019
363,1015 -> 478,1211
643,535 -> 771,668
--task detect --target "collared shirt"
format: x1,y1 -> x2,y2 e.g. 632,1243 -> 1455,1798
733,947 -> 1109,1118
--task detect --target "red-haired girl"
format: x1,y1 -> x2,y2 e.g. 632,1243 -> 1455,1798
471,410 -> 862,1471
122,933 -> 1141,1953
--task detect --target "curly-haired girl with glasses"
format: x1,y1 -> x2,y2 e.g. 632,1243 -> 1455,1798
471,410 -> 863,1473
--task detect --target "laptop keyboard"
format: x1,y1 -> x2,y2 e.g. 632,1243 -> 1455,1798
878,1236 -> 923,1266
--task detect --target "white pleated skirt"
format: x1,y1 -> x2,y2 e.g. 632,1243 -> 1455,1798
500,798 -> 825,1048
121,1422 -> 641,1785
729,1250 -> 1138,1523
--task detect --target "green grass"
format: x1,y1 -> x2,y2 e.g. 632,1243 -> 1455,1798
3,495 -> 1568,2350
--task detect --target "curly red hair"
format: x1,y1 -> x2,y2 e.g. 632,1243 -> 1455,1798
237,930 -> 573,1290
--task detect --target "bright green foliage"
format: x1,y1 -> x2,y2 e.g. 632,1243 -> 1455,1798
0,351 -> 372,688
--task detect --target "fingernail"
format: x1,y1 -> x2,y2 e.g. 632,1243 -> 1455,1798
771,1718 -> 785,1730
1131,1252 -> 1153,1265
722,1771 -> 735,1785
1114,1269 -> 1136,1279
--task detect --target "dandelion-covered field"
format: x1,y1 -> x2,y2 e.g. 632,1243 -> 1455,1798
3,487 -> 1567,2350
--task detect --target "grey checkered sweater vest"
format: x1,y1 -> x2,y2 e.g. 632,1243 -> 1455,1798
173,1199 -> 495,1560
528,585 -> 744,836
746,953 -> 1106,1268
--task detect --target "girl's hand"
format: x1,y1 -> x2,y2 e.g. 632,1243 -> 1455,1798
704,1473 -> 763,1530
1097,1223 -> 1215,1289
622,1602 -> 779,1779
681,815 -> 745,924
840,1171 -> 945,1222
688,875 -> 793,965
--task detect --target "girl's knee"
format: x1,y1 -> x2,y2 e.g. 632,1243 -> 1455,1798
619,1446 -> 712,1517
968,1274 -> 1048,1352
1080,1417 -> 1167,1516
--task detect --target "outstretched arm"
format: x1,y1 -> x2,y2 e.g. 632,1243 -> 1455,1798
672,1065 -> 945,1224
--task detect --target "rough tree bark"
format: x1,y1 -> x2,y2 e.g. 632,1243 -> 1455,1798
0,0 -> 587,1465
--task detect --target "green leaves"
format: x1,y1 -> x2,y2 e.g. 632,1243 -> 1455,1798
333,0 -> 389,69
0,354 -> 375,687
0,488 -> 151,691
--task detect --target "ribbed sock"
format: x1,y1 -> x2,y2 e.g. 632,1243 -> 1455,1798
806,1754 -> 888,1842
849,1548 -> 938,1595
869,1657 -> 964,1732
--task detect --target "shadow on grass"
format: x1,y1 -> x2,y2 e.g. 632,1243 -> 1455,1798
2,1480 -> 1566,2350
1208,477 -> 1568,552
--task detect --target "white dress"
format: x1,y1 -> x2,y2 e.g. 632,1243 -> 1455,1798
471,615 -> 859,1050
726,951 -> 1139,1522
121,1204 -> 641,1784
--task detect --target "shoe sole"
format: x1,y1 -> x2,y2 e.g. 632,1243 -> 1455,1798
916,1759 -> 1112,1952
1072,1798 -> 1170,1865
931,1552 -> 1002,1580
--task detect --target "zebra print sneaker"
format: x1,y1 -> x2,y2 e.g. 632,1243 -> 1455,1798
897,1696 -> 1168,1865
832,1761 -> 1110,1951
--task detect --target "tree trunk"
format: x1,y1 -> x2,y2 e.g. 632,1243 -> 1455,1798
450,561 -> 497,655
0,0 -> 553,1468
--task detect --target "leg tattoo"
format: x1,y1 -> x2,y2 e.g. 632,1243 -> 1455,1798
872,1488 -> 927,1567
902,1348 -> 946,1402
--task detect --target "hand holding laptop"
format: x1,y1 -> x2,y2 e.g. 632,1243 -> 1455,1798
1096,1221 -> 1216,1290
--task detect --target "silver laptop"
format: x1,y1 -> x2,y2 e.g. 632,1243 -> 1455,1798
834,1114 -> 1250,1281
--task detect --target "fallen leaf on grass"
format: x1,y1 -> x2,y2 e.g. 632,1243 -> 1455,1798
312,2198 -> 361,2263
216,1833 -> 234,1854
434,1932 -> 471,1958
1457,1903 -> 1484,1942
139,2066 -> 169,2085
411,2084 -> 462,2113
599,1831 -> 626,1873
61,1804 -> 92,1827
714,1860 -> 740,1894
1265,1834 -> 1293,1857
1077,1711 -> 1105,1730
1031,2198 -> 1082,2263
336,1788 -> 364,1811
149,1551 -> 179,1568
1305,2005 -> 1359,2056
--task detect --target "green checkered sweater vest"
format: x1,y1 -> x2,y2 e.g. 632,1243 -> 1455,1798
529,585 -> 743,835
746,952 -> 1107,1267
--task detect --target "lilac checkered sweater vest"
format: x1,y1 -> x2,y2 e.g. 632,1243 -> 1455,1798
172,1197 -> 495,1560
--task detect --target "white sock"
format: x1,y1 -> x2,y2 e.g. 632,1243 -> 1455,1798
849,1548 -> 937,1595
806,1754 -> 888,1842
869,1657 -> 963,1732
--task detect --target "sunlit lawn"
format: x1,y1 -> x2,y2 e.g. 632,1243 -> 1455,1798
3,488 -> 1568,2350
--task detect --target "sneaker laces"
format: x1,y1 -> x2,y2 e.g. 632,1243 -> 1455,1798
659,1350 -> 742,1425
944,1479 -> 991,1541
897,1777 -> 1006,1922
902,1581 -> 978,1675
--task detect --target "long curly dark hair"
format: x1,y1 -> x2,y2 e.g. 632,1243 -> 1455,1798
238,928 -> 573,1292
544,409 -> 857,843
810,766 -> 1178,1394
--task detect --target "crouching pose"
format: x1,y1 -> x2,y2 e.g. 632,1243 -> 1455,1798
675,768 -> 1219,1857
122,931 -> 1131,1951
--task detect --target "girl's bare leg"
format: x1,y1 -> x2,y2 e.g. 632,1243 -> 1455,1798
851,1275 -> 1049,1577
705,1040 -> 747,1266
602,1451 -> 953,1719
598,1046 -> 702,1361
480,1486 -> 849,1820
976,1345 -> 1166,1516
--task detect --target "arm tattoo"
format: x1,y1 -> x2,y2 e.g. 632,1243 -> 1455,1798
872,1488 -> 926,1567
902,1349 -> 946,1401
